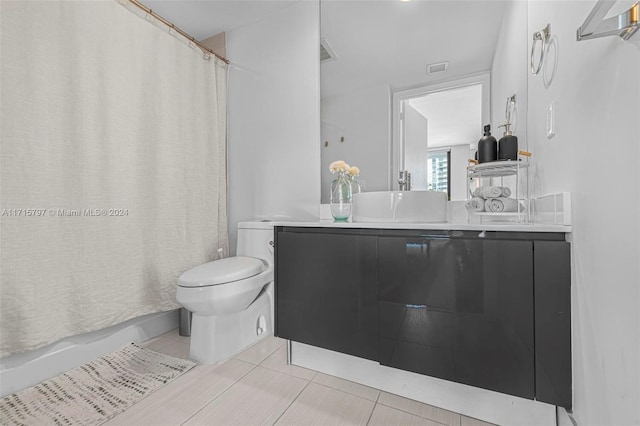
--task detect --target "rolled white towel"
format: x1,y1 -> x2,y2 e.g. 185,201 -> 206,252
501,187 -> 511,197
473,186 -> 503,199
465,197 -> 485,212
488,197 -> 521,213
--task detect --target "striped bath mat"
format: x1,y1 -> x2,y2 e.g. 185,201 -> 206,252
0,342 -> 196,425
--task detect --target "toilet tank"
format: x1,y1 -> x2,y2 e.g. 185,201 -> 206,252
236,221 -> 275,265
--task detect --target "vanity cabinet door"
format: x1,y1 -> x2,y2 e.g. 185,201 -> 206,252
275,228 -> 378,361
377,233 -> 535,400
534,240 -> 572,409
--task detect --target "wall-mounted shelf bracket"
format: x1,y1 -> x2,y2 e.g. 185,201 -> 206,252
577,0 -> 639,41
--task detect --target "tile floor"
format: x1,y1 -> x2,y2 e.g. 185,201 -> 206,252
105,329 -> 495,426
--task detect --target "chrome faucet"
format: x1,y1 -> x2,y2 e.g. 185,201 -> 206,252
398,170 -> 411,191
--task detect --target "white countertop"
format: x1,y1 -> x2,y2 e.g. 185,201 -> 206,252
241,196 -> 572,234
242,219 -> 571,233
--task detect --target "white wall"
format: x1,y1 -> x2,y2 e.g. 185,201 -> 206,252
404,104 -> 428,190
527,2 -> 640,425
227,2 -> 320,253
450,144 -> 469,201
320,84 -> 390,202
491,0 -> 528,151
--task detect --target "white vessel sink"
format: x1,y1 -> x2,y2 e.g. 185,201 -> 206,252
352,191 -> 447,223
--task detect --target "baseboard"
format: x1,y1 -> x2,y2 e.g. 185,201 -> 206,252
291,341 -> 556,426
0,310 -> 179,398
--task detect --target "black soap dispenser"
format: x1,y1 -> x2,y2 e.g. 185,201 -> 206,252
477,124 -> 497,163
498,123 -> 518,161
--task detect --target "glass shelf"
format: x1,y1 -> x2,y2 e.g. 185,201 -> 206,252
467,160 -> 530,223
468,160 -> 529,177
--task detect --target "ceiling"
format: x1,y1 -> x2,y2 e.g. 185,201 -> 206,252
142,0 -> 506,150
320,1 -> 507,99
142,1 -> 506,99
143,0 -> 299,41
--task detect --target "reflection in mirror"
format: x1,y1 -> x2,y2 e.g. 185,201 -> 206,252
406,85 -> 482,198
320,0 -> 522,203
393,73 -> 490,201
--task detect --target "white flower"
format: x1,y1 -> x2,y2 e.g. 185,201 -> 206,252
329,160 -> 349,173
347,166 -> 360,176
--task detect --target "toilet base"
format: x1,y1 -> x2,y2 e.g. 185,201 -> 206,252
189,288 -> 272,364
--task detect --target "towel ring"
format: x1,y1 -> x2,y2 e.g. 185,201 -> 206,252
531,24 -> 551,75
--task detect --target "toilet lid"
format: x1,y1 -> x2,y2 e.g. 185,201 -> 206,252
178,256 -> 266,288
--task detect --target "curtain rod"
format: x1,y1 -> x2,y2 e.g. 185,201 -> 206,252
124,0 -> 230,64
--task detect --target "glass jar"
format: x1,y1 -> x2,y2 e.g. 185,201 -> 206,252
330,171 -> 352,221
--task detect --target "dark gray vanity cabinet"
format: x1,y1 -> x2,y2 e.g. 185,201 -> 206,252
274,228 -> 378,361
274,227 -> 571,409
378,231 -> 535,400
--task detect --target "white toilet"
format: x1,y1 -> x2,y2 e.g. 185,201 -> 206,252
176,221 -> 274,364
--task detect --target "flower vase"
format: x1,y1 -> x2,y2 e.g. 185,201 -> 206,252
348,175 -> 362,196
330,171 -> 352,221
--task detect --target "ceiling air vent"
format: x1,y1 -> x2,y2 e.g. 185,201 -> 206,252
427,61 -> 449,74
320,38 -> 337,63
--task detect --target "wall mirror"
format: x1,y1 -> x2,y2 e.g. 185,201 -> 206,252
320,0 -> 526,202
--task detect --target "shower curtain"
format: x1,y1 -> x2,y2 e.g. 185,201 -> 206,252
0,0 -> 228,357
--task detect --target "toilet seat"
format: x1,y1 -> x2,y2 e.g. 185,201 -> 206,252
178,256 -> 266,288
